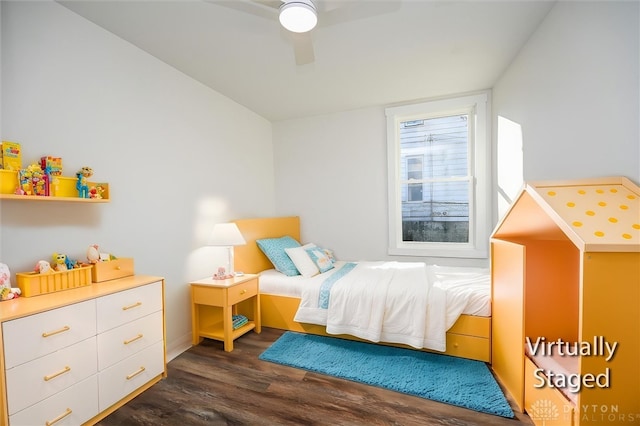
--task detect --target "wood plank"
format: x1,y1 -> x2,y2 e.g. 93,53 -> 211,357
96,328 -> 533,426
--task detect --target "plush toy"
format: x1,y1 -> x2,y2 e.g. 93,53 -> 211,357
86,244 -> 100,264
0,263 -> 20,301
76,166 -> 94,198
52,253 -> 68,271
34,260 -> 52,274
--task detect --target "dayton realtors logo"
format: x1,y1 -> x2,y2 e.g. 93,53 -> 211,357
529,399 -> 560,425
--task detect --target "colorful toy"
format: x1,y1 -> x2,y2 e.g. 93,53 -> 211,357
89,184 -> 105,199
76,166 -> 94,198
34,260 -> 52,274
52,253 -> 68,271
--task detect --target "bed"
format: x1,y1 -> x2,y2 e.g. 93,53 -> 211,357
233,216 -> 492,362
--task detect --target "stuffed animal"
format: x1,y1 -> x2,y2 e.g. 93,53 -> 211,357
0,263 -> 20,301
87,245 -> 100,264
52,253 -> 68,271
34,260 -> 52,274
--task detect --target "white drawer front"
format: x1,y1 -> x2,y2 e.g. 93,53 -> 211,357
5,337 -> 98,415
2,300 -> 96,369
97,310 -> 163,370
96,281 -> 162,333
98,341 -> 165,411
9,375 -> 99,426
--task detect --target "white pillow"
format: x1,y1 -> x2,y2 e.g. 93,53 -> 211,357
285,243 -> 319,278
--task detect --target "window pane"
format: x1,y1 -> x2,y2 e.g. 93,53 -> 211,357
401,180 -> 470,243
399,114 -> 470,243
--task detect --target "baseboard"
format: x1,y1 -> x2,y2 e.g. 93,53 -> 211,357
166,332 -> 192,362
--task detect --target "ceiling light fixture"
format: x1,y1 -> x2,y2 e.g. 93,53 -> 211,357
279,0 -> 317,33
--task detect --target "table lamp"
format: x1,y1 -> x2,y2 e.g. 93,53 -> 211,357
208,223 -> 246,277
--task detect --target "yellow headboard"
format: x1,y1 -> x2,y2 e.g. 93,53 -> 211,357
233,216 -> 301,274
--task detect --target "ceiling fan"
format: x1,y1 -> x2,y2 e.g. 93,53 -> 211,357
208,0 -> 401,66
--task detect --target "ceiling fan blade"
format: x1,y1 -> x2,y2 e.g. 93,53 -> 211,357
290,32 -> 315,65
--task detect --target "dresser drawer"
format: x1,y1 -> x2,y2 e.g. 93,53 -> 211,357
9,375 -> 99,426
2,300 -> 96,369
228,279 -> 258,306
6,337 -> 97,415
97,311 -> 163,370
96,281 -> 162,333
98,341 -> 165,411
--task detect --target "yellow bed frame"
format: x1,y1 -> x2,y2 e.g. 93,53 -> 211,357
233,216 -> 491,362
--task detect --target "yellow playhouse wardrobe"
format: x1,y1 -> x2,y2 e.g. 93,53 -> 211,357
491,177 -> 639,426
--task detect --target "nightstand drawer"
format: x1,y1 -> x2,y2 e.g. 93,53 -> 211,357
228,279 -> 258,305
192,286 -> 224,305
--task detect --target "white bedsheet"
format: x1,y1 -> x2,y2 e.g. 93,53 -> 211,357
259,262 -> 491,319
296,261 -> 447,351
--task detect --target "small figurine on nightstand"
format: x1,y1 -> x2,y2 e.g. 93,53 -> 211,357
213,267 -> 233,280
76,166 -> 94,198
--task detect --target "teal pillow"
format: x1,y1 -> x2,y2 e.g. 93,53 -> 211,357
256,236 -> 301,276
305,246 -> 335,273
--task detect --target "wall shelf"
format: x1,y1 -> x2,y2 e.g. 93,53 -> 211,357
0,169 -> 109,202
0,193 -> 109,203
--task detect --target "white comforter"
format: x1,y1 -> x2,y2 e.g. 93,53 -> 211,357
294,261 -> 449,351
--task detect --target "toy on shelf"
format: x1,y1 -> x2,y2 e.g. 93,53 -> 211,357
0,141 -> 22,171
76,166 -> 94,198
34,260 -> 52,274
89,184 -> 105,199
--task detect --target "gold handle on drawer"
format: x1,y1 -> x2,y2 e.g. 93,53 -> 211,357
116,266 -> 121,270
44,366 -> 71,381
45,408 -> 72,426
122,301 -> 142,311
42,325 -> 70,338
240,289 -> 247,295
124,334 -> 144,345
126,366 -> 146,380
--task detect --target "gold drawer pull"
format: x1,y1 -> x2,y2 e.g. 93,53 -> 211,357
124,334 -> 144,345
240,289 -> 247,295
46,408 -> 72,426
122,301 -> 142,311
44,366 -> 71,381
42,325 -> 70,338
126,366 -> 146,380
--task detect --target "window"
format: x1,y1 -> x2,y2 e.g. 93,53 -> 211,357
386,92 -> 490,258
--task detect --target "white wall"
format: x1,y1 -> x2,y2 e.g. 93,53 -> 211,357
274,0 -> 639,265
493,0 -> 639,216
0,1 -> 276,359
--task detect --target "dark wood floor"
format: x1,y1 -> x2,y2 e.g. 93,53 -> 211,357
97,328 -> 533,426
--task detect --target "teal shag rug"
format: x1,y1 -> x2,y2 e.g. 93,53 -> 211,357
259,332 -> 514,418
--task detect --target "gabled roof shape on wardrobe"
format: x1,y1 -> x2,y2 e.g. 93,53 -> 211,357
492,176 -> 640,253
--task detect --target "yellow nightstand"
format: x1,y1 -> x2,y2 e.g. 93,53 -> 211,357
190,274 -> 261,352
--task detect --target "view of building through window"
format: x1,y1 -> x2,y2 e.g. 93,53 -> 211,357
399,114 -> 470,243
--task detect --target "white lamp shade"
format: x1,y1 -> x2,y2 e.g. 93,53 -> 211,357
208,223 -> 246,246
279,0 -> 317,33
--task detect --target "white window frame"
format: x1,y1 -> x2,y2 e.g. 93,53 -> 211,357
385,92 -> 490,258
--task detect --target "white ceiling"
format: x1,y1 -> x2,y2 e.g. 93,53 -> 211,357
58,0 -> 555,122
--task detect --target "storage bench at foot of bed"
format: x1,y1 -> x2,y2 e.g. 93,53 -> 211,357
524,357 -> 576,426
260,293 -> 491,362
